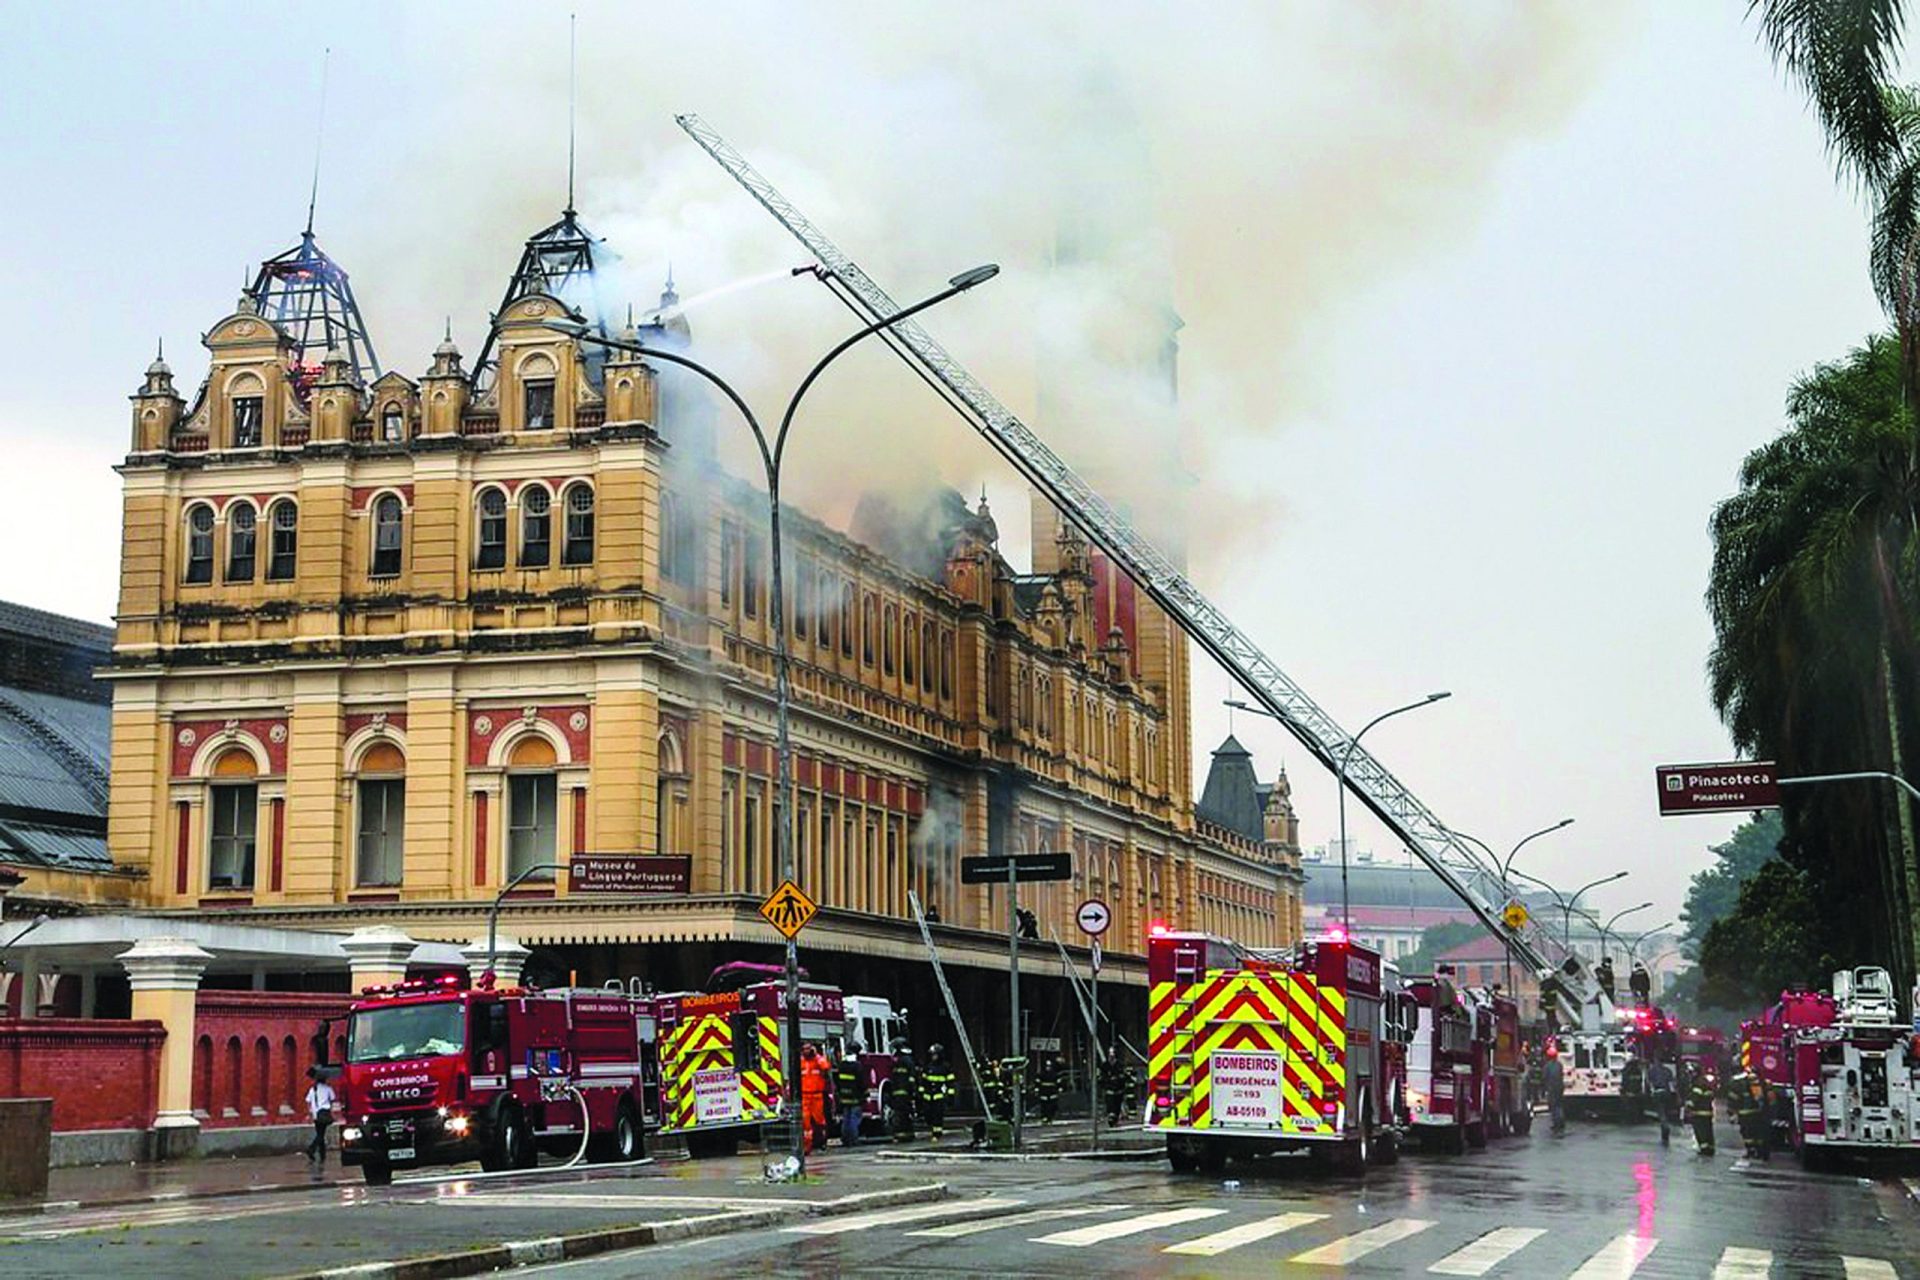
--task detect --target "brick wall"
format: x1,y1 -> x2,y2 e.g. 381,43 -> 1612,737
0,1019 -> 164,1132
190,991 -> 351,1128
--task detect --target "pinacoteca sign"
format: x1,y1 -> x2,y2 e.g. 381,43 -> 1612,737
1655,761 -> 1779,815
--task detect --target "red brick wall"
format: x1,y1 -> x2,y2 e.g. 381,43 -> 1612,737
0,1019 -> 164,1132
191,992 -> 352,1129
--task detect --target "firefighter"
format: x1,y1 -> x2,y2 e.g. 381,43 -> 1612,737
1644,1054 -> 1675,1147
920,1044 -> 955,1141
1629,961 -> 1652,1007
999,1056 -> 1027,1123
888,1047 -> 918,1141
1769,1081 -> 1794,1154
1595,956 -> 1616,1004
1735,1075 -> 1768,1159
1544,1042 -> 1567,1136
834,1041 -> 866,1147
1033,1054 -> 1062,1124
1101,1049 -> 1130,1127
980,1057 -> 1005,1122
1686,1070 -> 1718,1155
799,1043 -> 831,1155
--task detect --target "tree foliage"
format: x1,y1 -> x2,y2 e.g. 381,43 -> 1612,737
1398,921 -> 1484,976
1680,812 -> 1784,950
1696,860 -> 1836,1009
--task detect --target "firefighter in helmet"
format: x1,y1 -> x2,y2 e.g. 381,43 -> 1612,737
1733,1073 -> 1768,1159
1685,1068 -> 1718,1155
1629,961 -> 1652,1007
834,1041 -> 866,1146
1100,1045 -> 1131,1127
799,1043 -> 831,1155
1595,956 -> 1616,1004
888,1047 -> 918,1142
920,1044 -> 955,1141
981,1056 -> 1006,1121
1033,1053 -> 1062,1124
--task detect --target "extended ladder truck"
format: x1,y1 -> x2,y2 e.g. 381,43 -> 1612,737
675,114 -> 1610,1156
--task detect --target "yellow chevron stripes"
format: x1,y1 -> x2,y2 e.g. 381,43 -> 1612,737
1149,967 -> 1345,1136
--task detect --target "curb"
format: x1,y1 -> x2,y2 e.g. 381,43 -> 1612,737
876,1148 -> 1161,1163
290,1182 -> 949,1280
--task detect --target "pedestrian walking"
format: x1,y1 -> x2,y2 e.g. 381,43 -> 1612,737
888,1048 -> 918,1142
799,1043 -> 831,1155
1645,1056 -> 1675,1147
1544,1043 -> 1566,1137
920,1044 -> 955,1141
1686,1072 -> 1717,1155
304,1066 -> 336,1166
834,1040 -> 866,1147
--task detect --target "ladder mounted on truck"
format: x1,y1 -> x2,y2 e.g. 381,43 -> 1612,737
676,112 -> 1595,1026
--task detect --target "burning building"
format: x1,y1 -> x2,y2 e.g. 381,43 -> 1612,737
104,210 -> 1301,1055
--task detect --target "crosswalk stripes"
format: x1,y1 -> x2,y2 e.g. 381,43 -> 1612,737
1844,1258 -> 1899,1280
1032,1206 -> 1227,1247
1567,1234 -> 1660,1279
1161,1211 -> 1327,1257
1714,1245 -> 1773,1279
1290,1218 -> 1436,1265
905,1205 -> 1127,1239
1428,1226 -> 1548,1276
783,1196 -> 1025,1235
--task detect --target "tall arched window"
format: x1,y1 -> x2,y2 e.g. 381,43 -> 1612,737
207,748 -> 259,891
862,595 -> 877,666
225,503 -> 256,582
921,622 -> 935,693
475,488 -> 507,570
902,611 -> 916,684
267,500 -> 298,581
371,495 -> 404,578
661,490 -> 696,585
506,735 -> 559,880
840,583 -> 855,656
381,403 -> 405,442
816,568 -> 834,645
355,741 -> 406,887
562,484 -> 595,566
521,355 -> 556,430
185,504 -> 215,584
883,604 -> 897,676
521,487 -> 551,567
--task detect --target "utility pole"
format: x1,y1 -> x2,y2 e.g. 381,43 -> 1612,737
1089,948 -> 1100,1152
1007,860 -> 1022,1150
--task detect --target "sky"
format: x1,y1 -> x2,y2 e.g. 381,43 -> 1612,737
0,2 -> 1892,933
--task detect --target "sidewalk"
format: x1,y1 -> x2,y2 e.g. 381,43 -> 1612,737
40,1151 -> 355,1211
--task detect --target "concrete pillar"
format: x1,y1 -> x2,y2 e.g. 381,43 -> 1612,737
118,938 -> 213,1157
14,952 -> 38,1020
79,968 -> 97,1019
340,926 -> 419,993
461,935 -> 529,989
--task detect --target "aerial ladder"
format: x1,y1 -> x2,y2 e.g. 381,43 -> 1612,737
675,114 -> 1599,1029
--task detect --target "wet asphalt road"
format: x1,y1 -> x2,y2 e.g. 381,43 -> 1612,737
517,1120 -> 1920,1278
1,1118 -> 1915,1278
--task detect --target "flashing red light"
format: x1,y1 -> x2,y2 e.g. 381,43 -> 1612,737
1149,920 -> 1170,936
1325,926 -> 1348,943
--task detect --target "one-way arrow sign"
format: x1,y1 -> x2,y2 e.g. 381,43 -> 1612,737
960,853 -> 1073,885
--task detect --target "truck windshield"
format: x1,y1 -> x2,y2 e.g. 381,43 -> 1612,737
348,1002 -> 466,1062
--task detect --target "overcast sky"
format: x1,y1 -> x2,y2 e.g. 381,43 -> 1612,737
0,3 -> 1889,932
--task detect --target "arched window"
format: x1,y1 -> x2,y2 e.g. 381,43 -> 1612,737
521,354 -> 556,430
230,387 -> 263,449
840,582 -> 855,656
355,741 -> 406,887
506,734 -> 559,880
562,484 -> 594,566
225,503 -> 257,582
267,500 -> 298,581
661,491 -> 694,585
816,568 -> 834,646
883,604 -> 897,676
940,632 -> 954,700
902,611 -> 916,684
862,595 -> 877,666
521,487 -> 551,567
185,504 -> 215,584
475,488 -> 507,570
371,495 -> 404,578
921,622 -> 935,693
381,403 -> 405,442
207,748 -> 258,891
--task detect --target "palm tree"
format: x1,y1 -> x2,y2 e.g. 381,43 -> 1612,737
1751,1 -> 1910,190
1708,334 -> 1920,989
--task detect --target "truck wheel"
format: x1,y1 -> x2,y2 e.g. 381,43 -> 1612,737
612,1100 -> 644,1161
1371,1127 -> 1400,1166
1167,1139 -> 1197,1173
1466,1120 -> 1488,1150
1516,1108 -> 1534,1136
1196,1139 -> 1227,1173
361,1158 -> 392,1187
1445,1124 -> 1467,1156
488,1106 -> 530,1171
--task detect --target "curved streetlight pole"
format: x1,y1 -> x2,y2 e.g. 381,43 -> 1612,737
1597,902 -> 1653,964
547,263 -> 998,1173
1628,922 -> 1674,967
1562,871 -> 1629,954
1336,693 -> 1451,935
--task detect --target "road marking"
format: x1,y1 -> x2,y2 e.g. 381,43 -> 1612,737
1427,1226 -> 1548,1275
1161,1211 -> 1327,1256
1713,1245 -> 1773,1278
907,1205 -> 1129,1238
1843,1258 -> 1898,1280
1033,1206 -> 1227,1246
784,1196 -> 1024,1234
1290,1218 -> 1436,1266
429,1193 -> 799,1211
1568,1234 -> 1660,1279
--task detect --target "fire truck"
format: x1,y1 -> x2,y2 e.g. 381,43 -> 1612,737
1677,1024 -> 1729,1085
1742,967 -> 1920,1166
337,977 -> 649,1185
1466,985 -> 1531,1137
1562,1004 -> 1674,1120
830,994 -> 908,1134
653,964 -> 845,1157
1401,972 -> 1488,1151
1148,930 -> 1405,1173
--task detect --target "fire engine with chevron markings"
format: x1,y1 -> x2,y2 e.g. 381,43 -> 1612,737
652,966 -> 845,1157
1148,929 -> 1407,1173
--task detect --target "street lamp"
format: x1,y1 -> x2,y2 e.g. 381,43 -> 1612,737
1628,922 -> 1674,966
1598,902 -> 1653,961
546,261 -> 997,1174
1450,817 -> 1575,1006
1562,871 -> 1629,953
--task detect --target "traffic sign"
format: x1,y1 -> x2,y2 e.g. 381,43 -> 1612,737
1091,942 -> 1103,973
758,879 -> 818,939
960,852 -> 1073,884
1076,898 -> 1111,936
1655,760 -> 1779,815
1501,901 -> 1530,930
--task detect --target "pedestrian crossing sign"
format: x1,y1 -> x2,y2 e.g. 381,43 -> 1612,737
759,879 -> 818,939
1502,901 -> 1530,930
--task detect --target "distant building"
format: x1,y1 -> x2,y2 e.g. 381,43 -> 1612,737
1192,735 -> 1306,945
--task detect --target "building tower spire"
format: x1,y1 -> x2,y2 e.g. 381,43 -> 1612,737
305,47 -> 331,238
565,12 -> 577,216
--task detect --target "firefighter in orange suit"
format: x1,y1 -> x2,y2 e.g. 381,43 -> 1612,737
800,1043 -> 832,1154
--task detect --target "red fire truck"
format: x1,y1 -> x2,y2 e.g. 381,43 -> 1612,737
1742,967 -> 1920,1166
337,977 -> 650,1185
1148,930 -> 1405,1173
653,965 -> 845,1156
1677,1024 -> 1729,1085
1402,972 -> 1488,1152
1465,985 -> 1531,1137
